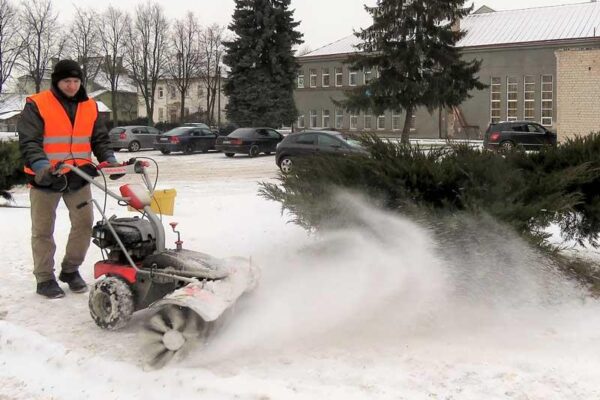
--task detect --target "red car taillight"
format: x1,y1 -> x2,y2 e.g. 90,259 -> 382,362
170,136 -> 180,144
230,138 -> 242,145
119,133 -> 126,140
489,132 -> 500,142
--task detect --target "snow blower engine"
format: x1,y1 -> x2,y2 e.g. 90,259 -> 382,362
58,159 -> 258,368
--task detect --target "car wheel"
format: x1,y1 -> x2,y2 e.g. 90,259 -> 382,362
280,157 -> 292,173
160,149 -> 171,155
264,151 -> 271,155
89,276 -> 134,330
128,141 -> 141,152
500,141 -> 515,152
248,145 -> 260,157
201,146 -> 209,153
225,153 -> 235,158
183,144 -> 194,154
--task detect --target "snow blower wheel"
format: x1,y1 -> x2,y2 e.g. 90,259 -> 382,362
89,276 -> 135,330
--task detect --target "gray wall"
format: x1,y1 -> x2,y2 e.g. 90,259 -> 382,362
295,40 -> 600,138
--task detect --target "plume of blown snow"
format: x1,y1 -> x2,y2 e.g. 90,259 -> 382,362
185,191 -> 599,366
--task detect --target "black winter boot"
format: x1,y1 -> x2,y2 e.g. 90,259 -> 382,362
36,279 -> 65,299
58,271 -> 88,293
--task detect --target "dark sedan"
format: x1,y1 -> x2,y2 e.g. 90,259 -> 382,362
153,126 -> 218,155
483,121 -> 557,151
215,127 -> 283,157
275,130 -> 367,173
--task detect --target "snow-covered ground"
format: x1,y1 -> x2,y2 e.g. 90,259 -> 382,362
1,150 -> 599,400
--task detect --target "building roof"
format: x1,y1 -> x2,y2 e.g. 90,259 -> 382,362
302,1 -> 600,57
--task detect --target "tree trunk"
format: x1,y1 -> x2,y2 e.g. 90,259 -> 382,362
401,106 -> 413,144
180,92 -> 186,124
111,91 -> 118,126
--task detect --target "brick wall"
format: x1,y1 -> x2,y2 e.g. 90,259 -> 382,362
556,49 -> 600,141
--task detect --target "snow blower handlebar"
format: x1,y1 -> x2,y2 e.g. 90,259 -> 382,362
57,159 -> 152,202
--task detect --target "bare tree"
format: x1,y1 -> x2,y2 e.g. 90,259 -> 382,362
67,6 -> 101,88
198,24 -> 226,126
125,1 -> 169,126
98,6 -> 130,125
167,12 -> 201,124
0,0 -> 24,94
19,0 -> 65,93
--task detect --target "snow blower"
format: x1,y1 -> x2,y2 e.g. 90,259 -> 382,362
60,159 -> 259,368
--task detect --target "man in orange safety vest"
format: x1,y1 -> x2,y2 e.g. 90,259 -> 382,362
18,59 -> 119,299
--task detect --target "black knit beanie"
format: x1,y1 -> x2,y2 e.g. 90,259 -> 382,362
51,59 -> 83,86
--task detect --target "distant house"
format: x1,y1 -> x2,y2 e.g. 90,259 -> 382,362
295,2 -> 600,140
12,59 -> 138,124
138,75 -> 228,126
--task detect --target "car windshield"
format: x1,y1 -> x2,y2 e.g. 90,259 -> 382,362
344,137 -> 363,148
163,127 -> 193,136
109,128 -> 125,134
228,128 -> 256,138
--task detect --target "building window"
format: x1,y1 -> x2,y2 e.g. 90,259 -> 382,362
158,86 -> 164,99
158,107 -> 164,121
322,68 -> 330,87
310,110 -> 318,128
335,67 -> 343,87
169,86 -> 176,99
350,114 -> 358,130
309,69 -> 317,88
490,77 -> 501,124
364,68 -> 373,85
377,115 -> 385,130
349,69 -> 358,86
541,75 -> 553,126
507,76 -> 518,121
322,109 -> 330,128
364,114 -> 372,130
184,107 -> 189,117
524,76 -> 535,121
297,71 -> 305,88
392,113 -> 401,131
197,84 -> 204,97
298,114 -> 305,129
410,114 -> 417,132
335,109 -> 343,129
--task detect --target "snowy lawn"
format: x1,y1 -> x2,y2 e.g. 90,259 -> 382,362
1,150 -> 599,400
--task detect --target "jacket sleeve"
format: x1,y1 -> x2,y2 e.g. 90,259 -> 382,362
17,100 -> 48,169
90,102 -> 116,163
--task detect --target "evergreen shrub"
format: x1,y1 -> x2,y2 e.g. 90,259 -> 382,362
0,140 -> 27,193
260,133 -> 600,248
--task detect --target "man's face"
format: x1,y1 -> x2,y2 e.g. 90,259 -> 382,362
57,77 -> 81,98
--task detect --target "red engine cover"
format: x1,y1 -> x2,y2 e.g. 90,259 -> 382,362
94,261 -> 138,284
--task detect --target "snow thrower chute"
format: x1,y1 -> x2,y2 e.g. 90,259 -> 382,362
59,159 -> 259,368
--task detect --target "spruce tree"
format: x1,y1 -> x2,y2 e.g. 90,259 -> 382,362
340,0 -> 485,143
223,0 -> 303,128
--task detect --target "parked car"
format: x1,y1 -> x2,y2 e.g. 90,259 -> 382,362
215,127 -> 283,157
109,125 -> 161,152
275,130 -> 367,173
153,126 -> 218,154
483,121 -> 557,151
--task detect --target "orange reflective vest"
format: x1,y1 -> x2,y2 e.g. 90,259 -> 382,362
23,90 -> 98,175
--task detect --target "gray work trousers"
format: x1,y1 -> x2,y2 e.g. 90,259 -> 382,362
29,185 -> 94,282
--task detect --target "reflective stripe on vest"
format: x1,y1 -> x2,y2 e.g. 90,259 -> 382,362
23,90 -> 97,175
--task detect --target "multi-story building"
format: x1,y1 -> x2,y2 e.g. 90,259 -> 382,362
295,2 -> 600,140
138,76 -> 228,126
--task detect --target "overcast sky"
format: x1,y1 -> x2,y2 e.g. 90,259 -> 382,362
52,0 -> 586,49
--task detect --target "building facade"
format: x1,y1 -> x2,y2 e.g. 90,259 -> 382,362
295,2 -> 600,140
138,76 -> 228,126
